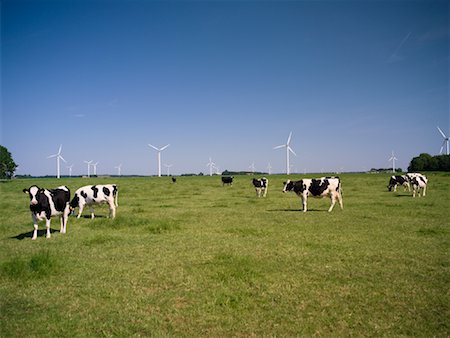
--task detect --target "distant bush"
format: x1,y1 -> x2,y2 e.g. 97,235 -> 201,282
408,153 -> 450,172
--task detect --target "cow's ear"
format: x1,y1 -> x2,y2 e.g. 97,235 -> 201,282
39,188 -> 45,193
23,189 -> 29,194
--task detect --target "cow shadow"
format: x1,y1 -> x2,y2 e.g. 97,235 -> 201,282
72,214 -> 107,219
267,208 -> 327,212
12,229 -> 60,240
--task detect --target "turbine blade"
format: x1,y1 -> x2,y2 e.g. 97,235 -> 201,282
160,144 -> 170,151
437,126 -> 447,138
58,144 -> 62,154
47,154 -> 57,158
148,144 -> 159,151
288,146 -> 297,156
440,140 -> 446,154
273,144 -> 285,150
59,155 -> 67,163
287,132 -> 292,145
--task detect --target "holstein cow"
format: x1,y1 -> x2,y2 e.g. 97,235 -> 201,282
387,175 -> 410,192
70,184 -> 118,219
221,176 -> 234,186
23,185 -> 71,240
282,177 -> 343,212
406,173 -> 428,197
252,177 -> 269,197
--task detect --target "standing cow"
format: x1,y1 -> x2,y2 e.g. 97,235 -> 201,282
221,176 -> 234,186
406,173 -> 428,197
387,175 -> 410,192
70,184 -> 118,219
282,177 -> 343,212
252,177 -> 269,197
23,185 -> 71,240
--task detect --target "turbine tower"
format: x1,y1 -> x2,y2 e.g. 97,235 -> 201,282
84,160 -> 93,178
388,151 -> 397,173
273,132 -> 297,175
148,143 -> 170,177
164,164 -> 173,176
47,144 -> 66,179
92,162 -> 99,176
437,126 -> 450,155
67,164 -> 74,177
249,162 -> 255,174
206,157 -> 215,176
267,163 -> 272,175
114,164 -> 122,176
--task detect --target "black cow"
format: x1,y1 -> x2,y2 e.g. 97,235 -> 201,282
172,177 -> 177,183
387,175 -> 410,192
282,177 -> 343,212
23,185 -> 71,240
221,176 -> 234,186
252,177 -> 268,197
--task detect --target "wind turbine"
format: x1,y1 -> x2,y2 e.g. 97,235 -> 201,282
47,145 -> 66,179
148,143 -> 170,177
388,151 -> 397,173
164,164 -> 173,176
114,164 -> 122,176
267,163 -> 272,175
206,157 -> 215,176
67,164 -> 74,177
249,162 -> 255,174
437,126 -> 450,155
273,132 -> 297,175
84,160 -> 93,178
92,162 -> 99,176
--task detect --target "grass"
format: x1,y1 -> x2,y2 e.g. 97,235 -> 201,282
0,173 -> 449,336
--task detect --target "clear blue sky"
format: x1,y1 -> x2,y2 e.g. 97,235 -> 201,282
2,0 -> 448,176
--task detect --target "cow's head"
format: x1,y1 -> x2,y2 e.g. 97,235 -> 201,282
23,185 -> 43,205
282,180 -> 294,193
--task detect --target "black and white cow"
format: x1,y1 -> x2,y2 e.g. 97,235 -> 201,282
70,184 -> 118,219
252,177 -> 268,197
22,185 -> 71,240
387,175 -> 410,192
222,176 -> 234,186
406,173 -> 428,197
282,177 -> 343,212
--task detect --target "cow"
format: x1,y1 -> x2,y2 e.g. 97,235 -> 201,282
171,177 -> 177,183
69,184 -> 118,219
282,177 -> 343,212
221,176 -> 234,186
387,175 -> 410,192
406,173 -> 428,197
22,185 -> 71,240
252,177 -> 268,197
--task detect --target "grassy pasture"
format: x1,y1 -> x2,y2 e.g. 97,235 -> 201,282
0,173 -> 449,337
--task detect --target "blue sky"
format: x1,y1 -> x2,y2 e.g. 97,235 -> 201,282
2,0 -> 448,176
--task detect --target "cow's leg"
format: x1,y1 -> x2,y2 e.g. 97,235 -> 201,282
302,195 -> 307,212
263,187 -> 267,197
412,186 -> 417,198
31,214 -> 38,240
45,218 -> 51,239
77,203 -> 85,218
89,206 -> 95,219
337,192 -> 344,210
328,194 -> 336,212
422,185 -> 426,197
108,202 -> 116,218
394,185 -> 397,192
60,216 -> 65,233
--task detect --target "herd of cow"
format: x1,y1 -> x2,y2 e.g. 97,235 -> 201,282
22,172 -> 428,240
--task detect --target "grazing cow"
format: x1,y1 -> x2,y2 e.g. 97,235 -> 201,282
252,177 -> 268,197
387,175 -> 410,192
406,173 -> 428,197
221,176 -> 234,186
282,177 -> 343,212
22,185 -> 71,240
70,184 -> 118,219
172,177 -> 177,183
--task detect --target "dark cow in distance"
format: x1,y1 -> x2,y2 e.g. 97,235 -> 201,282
23,185 -> 71,240
221,176 -> 234,186
283,177 -> 343,212
171,177 -> 177,183
387,175 -> 410,192
252,177 -> 268,197
70,184 -> 118,219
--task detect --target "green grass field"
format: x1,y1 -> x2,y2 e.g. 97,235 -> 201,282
1,173 -> 449,337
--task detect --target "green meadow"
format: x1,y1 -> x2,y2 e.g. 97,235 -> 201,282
0,173 -> 449,337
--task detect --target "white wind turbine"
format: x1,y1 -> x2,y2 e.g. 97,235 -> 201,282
67,164 -> 74,177
437,126 -> 450,155
273,132 -> 297,175
249,162 -> 255,174
92,162 -> 99,176
164,164 -> 173,176
47,145 -> 66,179
206,157 -> 215,176
148,143 -> 170,177
84,160 -> 93,178
267,163 -> 272,175
114,164 -> 122,176
388,151 -> 397,173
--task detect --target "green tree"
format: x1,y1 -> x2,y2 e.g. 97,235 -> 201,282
0,145 -> 18,179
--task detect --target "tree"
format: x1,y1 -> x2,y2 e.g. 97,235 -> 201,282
0,145 -> 18,179
408,153 -> 450,172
